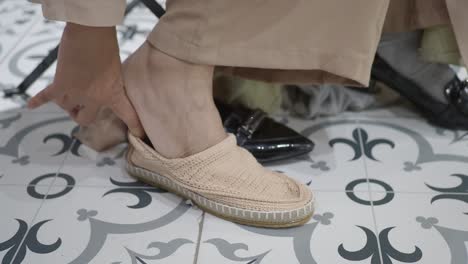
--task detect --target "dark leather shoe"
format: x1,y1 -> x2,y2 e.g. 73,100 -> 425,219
371,55 -> 468,130
215,101 -> 314,163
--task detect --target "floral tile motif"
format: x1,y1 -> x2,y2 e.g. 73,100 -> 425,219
357,117 -> 468,194
197,191 -> 377,264
267,116 -> 369,192
16,185 -> 202,264
371,192 -> 468,264
0,112 -> 75,185
1,102 -> 467,264
0,185 -> 45,264
1,1 -> 468,264
57,142 -> 140,188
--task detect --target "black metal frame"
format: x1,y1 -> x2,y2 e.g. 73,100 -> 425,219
3,0 -> 165,99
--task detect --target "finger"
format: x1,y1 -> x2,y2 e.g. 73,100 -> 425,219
53,99 -> 80,122
58,93 -> 85,113
27,84 -> 54,109
109,90 -> 145,138
73,103 -> 100,126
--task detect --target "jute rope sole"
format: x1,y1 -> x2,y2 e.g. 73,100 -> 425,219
125,162 -> 314,228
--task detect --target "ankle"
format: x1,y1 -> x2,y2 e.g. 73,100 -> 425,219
123,42 -> 227,158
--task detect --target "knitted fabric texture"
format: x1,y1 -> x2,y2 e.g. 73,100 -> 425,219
128,133 -> 312,212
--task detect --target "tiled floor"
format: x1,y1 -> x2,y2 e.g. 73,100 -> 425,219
1,1 -> 468,264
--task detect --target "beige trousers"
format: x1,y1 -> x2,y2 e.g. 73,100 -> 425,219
33,0 -> 467,86
32,0 -> 468,151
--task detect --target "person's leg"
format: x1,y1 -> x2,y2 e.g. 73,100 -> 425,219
123,41 -> 227,158
122,41 -> 313,228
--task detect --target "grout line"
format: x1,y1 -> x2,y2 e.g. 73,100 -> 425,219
356,120 -> 385,264
44,140 -> 74,191
8,138 -> 72,263
193,212 -> 205,264
3,3 -> 144,262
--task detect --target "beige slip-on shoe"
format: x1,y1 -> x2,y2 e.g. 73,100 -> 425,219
125,133 -> 314,228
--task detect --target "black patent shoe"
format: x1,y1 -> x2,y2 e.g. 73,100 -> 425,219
444,77 -> 468,117
371,55 -> 468,130
215,101 -> 314,163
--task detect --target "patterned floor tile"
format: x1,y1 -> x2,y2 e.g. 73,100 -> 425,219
0,2 -> 158,102
16,185 -> 201,264
57,142 -> 140,188
0,96 -> 22,113
0,17 -> 62,98
18,102 -> 64,115
0,111 -> 75,185
1,2 -> 468,264
118,3 -> 159,57
371,192 -> 468,264
357,117 -> 468,194
0,0 -> 43,112
0,185 -> 45,263
0,0 -> 42,63
197,191 -> 377,264
0,109 -> 21,139
271,116 -> 370,192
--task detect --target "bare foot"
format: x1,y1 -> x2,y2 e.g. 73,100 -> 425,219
123,42 -> 227,158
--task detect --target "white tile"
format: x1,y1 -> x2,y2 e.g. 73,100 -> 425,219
269,116 -> 369,192
358,117 -> 468,193
57,143 -> 141,187
22,186 -> 201,263
0,185 -> 45,263
0,18 -> 62,98
197,191 -> 376,264
0,109 -> 22,139
1,3 -> 467,264
0,0 -> 42,63
1,103 -> 64,116
22,102 -> 65,114
0,8 -> 157,99
118,4 -> 159,60
0,112 -> 74,185
372,192 -> 468,264
0,95 -> 23,113
0,1 -> 161,113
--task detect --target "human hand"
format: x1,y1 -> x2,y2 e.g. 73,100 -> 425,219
27,23 -> 144,137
